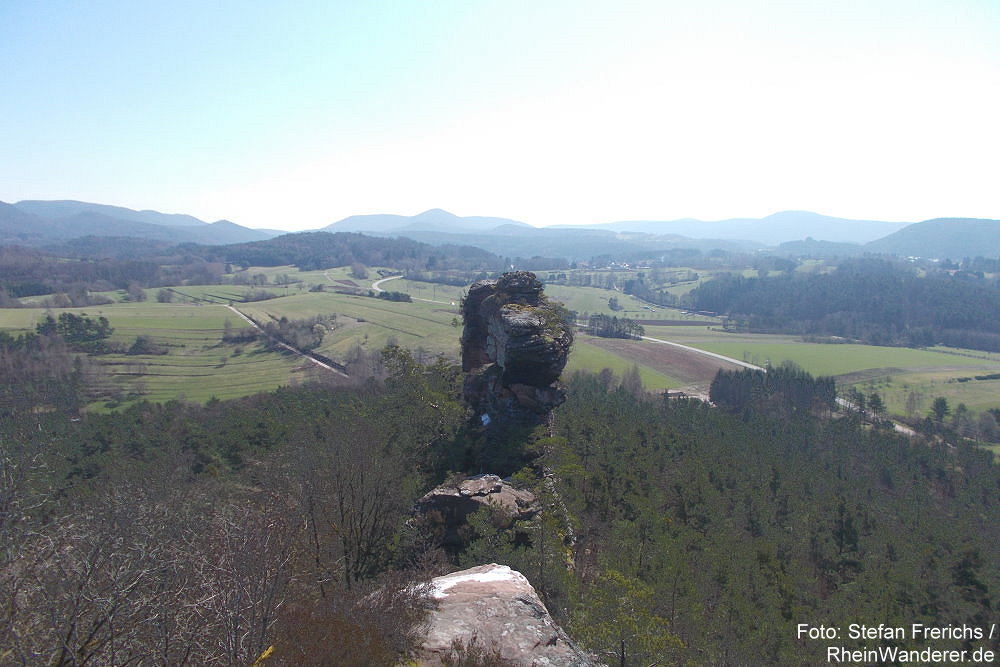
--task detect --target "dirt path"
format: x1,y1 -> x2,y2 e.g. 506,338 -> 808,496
639,334 -> 764,371
371,274 -> 454,305
370,274 -> 402,293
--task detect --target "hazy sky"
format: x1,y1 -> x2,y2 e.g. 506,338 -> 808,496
2,0 -> 998,230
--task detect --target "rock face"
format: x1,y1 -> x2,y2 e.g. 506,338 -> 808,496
412,474 -> 539,549
462,272 -> 573,426
416,563 -> 600,666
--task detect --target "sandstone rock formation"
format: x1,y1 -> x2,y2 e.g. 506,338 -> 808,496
462,271 -> 573,426
416,563 -> 600,666
413,474 -> 539,548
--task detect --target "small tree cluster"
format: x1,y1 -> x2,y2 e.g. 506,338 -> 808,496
588,313 -> 644,339
261,314 -> 336,351
709,362 -> 836,416
35,312 -> 114,352
373,290 -> 412,302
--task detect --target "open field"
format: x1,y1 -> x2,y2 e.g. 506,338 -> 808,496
644,325 -> 1000,418
4,265 -> 999,418
569,334 -> 738,394
687,339 -> 999,377
99,347 -> 309,406
564,337 -> 683,391
387,278 -> 465,305
86,302 -> 311,406
848,370 -> 1000,416
0,308 -> 47,330
541,284 -> 715,322
236,290 -> 463,361
0,301 -> 312,408
166,285 -> 257,303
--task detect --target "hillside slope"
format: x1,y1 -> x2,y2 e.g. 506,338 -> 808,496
865,217 -> 1000,259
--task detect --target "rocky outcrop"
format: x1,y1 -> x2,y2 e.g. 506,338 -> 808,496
415,563 -> 600,666
412,474 -> 539,548
462,272 -> 573,426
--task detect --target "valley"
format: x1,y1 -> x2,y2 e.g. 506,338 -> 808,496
3,262 -> 997,427
4,232 -> 1000,665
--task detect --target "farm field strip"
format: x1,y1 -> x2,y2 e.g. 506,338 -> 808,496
389,279 -> 465,303
576,333 -> 743,392
686,341 -> 1000,377
103,352 -> 283,370
238,293 -> 458,334
6,266 -> 999,417
541,284 -> 714,321
565,338 -> 682,390
101,345 -> 308,405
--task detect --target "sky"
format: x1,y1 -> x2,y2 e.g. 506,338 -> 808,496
2,0 -> 998,231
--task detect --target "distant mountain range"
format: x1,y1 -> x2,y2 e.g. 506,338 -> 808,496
323,208 -> 534,235
1,199 -> 997,261
324,209 -> 999,261
0,200 -> 277,246
324,209 -> 911,245
586,211 -> 912,245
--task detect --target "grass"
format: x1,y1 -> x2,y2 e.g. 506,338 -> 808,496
387,278 -> 465,305
850,370 -> 1000,418
5,266 -> 999,417
0,309 -> 48,330
640,325 -> 1000,418
166,285 -> 254,303
541,284 -> 715,322
687,340 -> 997,377
100,347 -> 307,406
96,302 -> 312,406
0,300 -> 313,409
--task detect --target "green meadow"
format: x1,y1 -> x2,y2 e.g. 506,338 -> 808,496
3,265 -> 999,419
648,326 -> 1000,419
853,370 -> 1000,417
0,301 -> 307,408
541,284 -> 713,321
237,289 -> 462,360
686,339 -> 997,377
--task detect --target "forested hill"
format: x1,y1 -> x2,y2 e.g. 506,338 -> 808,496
866,218 -> 1000,260
687,258 -> 1000,351
4,358 -> 998,664
199,231 -> 505,272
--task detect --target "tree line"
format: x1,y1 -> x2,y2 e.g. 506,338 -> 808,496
686,257 -> 1000,351
587,313 -> 645,339
0,244 -> 224,305
3,345 -> 998,664
709,362 -> 837,417
204,232 -> 504,273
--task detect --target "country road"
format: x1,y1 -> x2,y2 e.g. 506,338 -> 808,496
370,274 -> 402,293
638,334 -> 765,371
371,274 -> 453,305
617,328 -> 917,436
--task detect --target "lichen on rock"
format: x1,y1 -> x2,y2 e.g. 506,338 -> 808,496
461,271 -> 573,426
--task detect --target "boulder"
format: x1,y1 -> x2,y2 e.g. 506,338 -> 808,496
413,474 -> 539,547
415,563 -> 600,666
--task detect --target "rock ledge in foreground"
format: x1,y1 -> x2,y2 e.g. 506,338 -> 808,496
416,563 -> 601,666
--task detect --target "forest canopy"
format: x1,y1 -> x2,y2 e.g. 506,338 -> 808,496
3,352 -> 998,664
685,258 -> 1000,351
